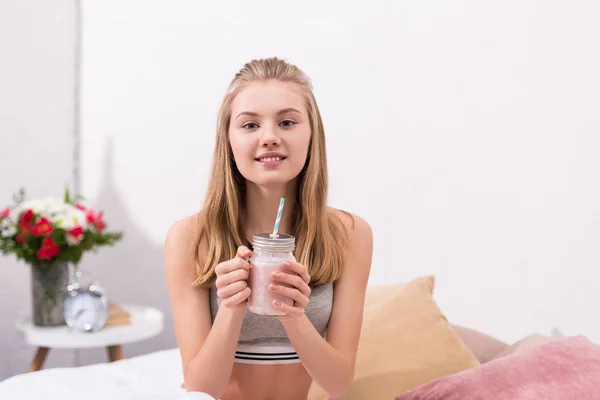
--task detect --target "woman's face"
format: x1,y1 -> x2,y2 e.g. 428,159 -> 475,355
229,80 -> 311,187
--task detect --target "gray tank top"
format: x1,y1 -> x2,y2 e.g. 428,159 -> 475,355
209,283 -> 333,364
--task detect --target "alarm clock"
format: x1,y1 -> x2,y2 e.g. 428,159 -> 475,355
64,270 -> 109,332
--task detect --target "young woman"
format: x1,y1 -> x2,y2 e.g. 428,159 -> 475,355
165,57 -> 373,400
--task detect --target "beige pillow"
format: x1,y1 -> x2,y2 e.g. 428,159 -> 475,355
308,276 -> 480,400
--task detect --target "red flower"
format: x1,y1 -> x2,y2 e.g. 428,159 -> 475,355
21,209 -> 34,222
86,209 -> 95,223
31,217 -> 53,237
0,208 -> 9,218
19,209 -> 34,230
94,211 -> 105,232
69,226 -> 84,238
66,225 -> 84,246
16,209 -> 34,241
76,203 -> 86,211
37,237 -> 61,260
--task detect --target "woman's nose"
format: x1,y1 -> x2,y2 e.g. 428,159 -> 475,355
259,126 -> 281,147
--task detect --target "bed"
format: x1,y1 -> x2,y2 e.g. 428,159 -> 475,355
0,347 -> 197,399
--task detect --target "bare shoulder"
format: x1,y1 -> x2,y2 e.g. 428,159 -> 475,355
164,213 -> 203,276
165,213 -> 201,245
328,207 -> 373,246
328,208 -> 373,280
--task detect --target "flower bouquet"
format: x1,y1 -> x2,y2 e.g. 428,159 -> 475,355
0,188 -> 123,326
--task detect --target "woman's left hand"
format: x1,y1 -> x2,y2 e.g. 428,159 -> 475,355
269,260 -> 311,319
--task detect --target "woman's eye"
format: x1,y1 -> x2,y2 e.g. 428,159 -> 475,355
280,120 -> 296,127
242,122 -> 259,129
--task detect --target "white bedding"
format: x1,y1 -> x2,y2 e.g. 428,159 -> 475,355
0,348 -> 214,399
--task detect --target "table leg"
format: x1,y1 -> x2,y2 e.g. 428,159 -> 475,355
107,345 -> 123,362
29,347 -> 50,372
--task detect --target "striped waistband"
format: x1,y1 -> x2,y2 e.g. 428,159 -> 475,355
234,344 -> 300,365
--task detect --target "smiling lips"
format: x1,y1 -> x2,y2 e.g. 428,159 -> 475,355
255,153 -> 286,167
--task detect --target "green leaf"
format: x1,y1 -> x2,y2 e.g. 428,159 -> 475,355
12,188 -> 25,205
64,186 -> 71,204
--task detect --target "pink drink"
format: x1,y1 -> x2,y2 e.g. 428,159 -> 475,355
247,232 -> 296,316
248,261 -> 294,316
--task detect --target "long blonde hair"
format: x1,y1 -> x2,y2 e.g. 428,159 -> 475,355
193,57 -> 348,288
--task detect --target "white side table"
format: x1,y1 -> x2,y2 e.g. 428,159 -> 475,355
16,304 -> 164,372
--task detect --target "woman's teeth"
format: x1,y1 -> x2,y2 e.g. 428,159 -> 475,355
258,157 -> 282,162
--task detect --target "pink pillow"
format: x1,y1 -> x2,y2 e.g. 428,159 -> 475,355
397,336 -> 600,400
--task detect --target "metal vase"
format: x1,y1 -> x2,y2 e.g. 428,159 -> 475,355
30,262 -> 69,326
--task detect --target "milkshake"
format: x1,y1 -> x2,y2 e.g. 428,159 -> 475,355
248,233 -> 295,316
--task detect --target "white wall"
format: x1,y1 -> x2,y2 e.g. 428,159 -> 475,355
0,0 -> 77,381
80,0 -> 600,347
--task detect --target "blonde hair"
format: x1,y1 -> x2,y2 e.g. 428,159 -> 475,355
193,57 -> 348,288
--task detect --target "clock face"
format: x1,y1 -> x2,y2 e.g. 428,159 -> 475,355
64,290 -> 109,332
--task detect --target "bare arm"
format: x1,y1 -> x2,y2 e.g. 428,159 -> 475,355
164,217 -> 250,398
279,213 -> 373,398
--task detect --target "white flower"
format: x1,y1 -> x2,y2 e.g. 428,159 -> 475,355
14,197 -> 68,216
0,221 -> 17,237
9,197 -> 91,232
52,207 -> 88,230
19,198 -> 49,213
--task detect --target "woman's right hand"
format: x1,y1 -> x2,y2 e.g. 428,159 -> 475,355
214,246 -> 252,309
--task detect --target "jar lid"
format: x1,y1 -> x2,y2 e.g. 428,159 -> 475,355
252,232 -> 295,250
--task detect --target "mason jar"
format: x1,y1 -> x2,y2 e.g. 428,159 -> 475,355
248,233 -> 296,316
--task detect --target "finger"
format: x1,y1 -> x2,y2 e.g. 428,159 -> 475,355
216,257 -> 250,275
269,284 -> 309,308
236,245 -> 253,260
282,260 -> 310,284
217,280 -> 248,300
215,268 -> 249,288
223,287 -> 251,308
273,299 -> 303,317
271,272 -> 311,297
